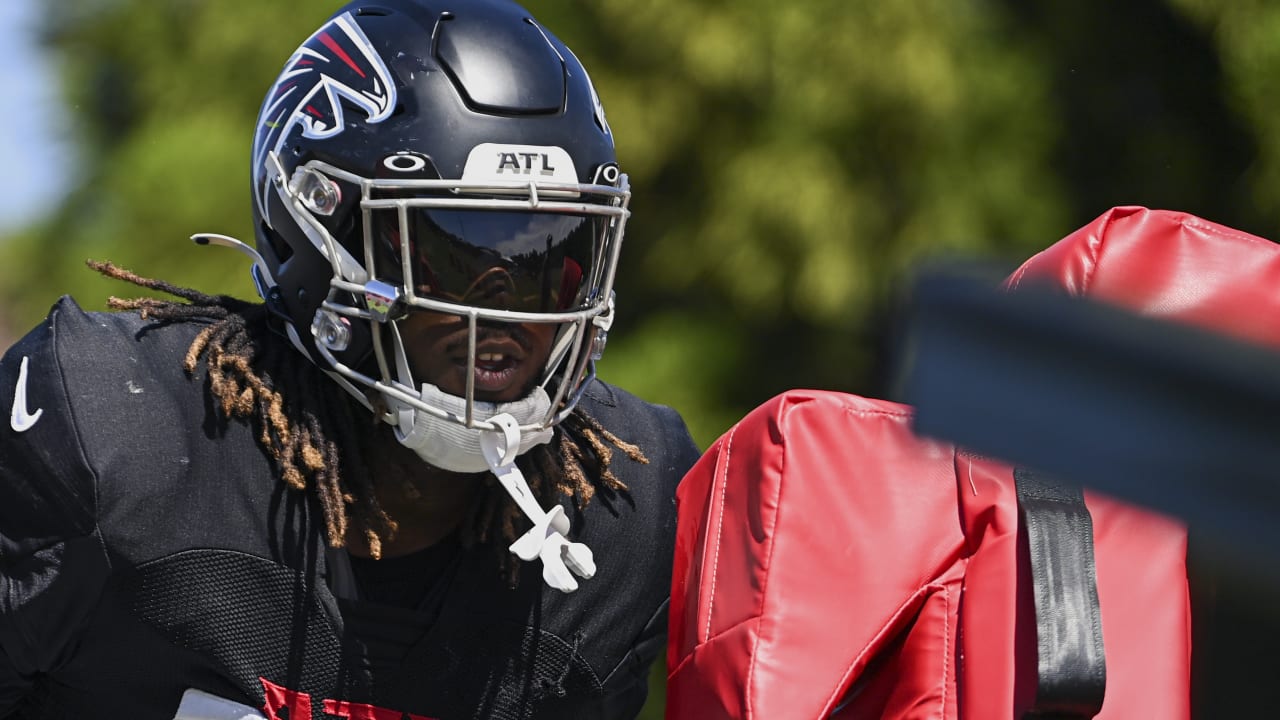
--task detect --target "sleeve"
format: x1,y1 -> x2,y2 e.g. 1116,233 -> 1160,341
570,389 -> 702,719
600,404 -> 699,718
594,598 -> 669,719
659,405 -> 703,481
0,301 -> 111,713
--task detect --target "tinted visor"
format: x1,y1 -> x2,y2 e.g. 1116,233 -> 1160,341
373,208 -> 610,314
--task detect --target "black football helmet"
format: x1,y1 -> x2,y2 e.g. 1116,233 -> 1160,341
244,0 -> 628,448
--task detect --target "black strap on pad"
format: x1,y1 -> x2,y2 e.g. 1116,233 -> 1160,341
1014,466 -> 1107,718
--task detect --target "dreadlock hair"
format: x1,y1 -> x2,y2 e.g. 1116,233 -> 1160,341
90,260 -> 647,576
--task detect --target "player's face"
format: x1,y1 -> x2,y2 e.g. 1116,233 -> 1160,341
398,310 -> 557,404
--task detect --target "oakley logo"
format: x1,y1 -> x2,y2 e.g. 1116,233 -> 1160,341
383,153 -> 429,174
496,151 -> 557,176
10,356 -> 43,433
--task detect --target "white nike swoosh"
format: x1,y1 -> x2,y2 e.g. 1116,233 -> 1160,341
10,355 -> 44,433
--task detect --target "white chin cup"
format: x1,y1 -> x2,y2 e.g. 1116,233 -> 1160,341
394,383 -> 554,473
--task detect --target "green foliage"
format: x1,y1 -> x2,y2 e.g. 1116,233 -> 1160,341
8,0 -> 1279,425
1169,0 -> 1280,215
0,1 -> 335,324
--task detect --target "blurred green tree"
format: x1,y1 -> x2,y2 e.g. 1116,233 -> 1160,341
7,0 -> 1276,450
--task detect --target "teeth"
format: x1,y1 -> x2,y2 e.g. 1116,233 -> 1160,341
477,353 -> 506,362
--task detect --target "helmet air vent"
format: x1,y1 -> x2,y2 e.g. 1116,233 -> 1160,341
434,4 -> 564,115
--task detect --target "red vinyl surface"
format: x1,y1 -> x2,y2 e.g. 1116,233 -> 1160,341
668,207 -> 1280,719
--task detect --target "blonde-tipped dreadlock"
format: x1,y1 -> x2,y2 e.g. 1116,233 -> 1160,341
91,260 -> 646,573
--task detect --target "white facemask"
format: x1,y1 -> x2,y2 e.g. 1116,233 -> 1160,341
393,383 -> 554,473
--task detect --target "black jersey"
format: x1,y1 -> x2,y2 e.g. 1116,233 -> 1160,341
0,297 -> 701,720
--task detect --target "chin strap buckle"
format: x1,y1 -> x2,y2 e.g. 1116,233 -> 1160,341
479,413 -> 596,593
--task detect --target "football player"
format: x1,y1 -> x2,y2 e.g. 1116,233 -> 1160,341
0,1 -> 699,718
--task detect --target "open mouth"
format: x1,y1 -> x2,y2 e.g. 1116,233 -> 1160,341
447,334 -> 533,399
472,351 -> 521,393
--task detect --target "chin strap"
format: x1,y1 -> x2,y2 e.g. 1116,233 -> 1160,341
479,413 -> 596,593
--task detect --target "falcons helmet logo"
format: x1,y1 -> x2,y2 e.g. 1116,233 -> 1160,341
251,12 -> 397,223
